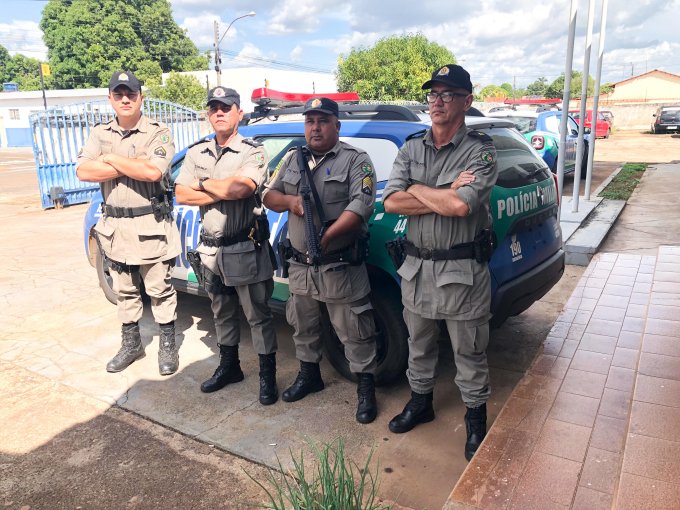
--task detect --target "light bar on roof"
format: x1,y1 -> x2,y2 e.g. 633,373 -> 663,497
251,88 -> 361,107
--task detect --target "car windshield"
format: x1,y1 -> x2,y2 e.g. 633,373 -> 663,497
502,116 -> 537,134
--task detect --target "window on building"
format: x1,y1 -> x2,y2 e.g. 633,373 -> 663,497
9,109 -> 20,120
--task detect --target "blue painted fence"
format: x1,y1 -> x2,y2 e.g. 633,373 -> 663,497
30,99 -> 203,209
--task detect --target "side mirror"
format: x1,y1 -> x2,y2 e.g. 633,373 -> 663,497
652,113 -> 657,117
570,129 -> 578,136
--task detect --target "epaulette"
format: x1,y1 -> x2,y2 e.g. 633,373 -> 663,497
186,136 -> 212,150
468,130 -> 492,143
242,137 -> 263,147
406,129 -> 427,141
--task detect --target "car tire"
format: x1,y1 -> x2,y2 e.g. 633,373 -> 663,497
322,276 -> 409,386
96,248 -> 118,305
605,128 -> 610,139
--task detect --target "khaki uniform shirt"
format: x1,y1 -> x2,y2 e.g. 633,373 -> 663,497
77,115 -> 180,265
383,125 -> 498,320
264,140 -> 376,302
175,134 -> 273,286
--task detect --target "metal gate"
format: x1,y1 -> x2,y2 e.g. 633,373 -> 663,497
30,99 -> 204,208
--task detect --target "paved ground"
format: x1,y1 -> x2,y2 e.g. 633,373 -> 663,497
1,130 -> 677,510
447,134 -> 680,509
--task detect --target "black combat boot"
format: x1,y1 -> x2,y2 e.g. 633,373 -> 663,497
388,391 -> 435,433
106,322 -> 145,373
464,403 -> 487,461
356,373 -> 377,424
158,322 -> 179,376
258,353 -> 278,406
282,361 -> 325,402
200,345 -> 244,393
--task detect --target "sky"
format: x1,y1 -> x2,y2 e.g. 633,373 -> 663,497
1,0 -> 679,91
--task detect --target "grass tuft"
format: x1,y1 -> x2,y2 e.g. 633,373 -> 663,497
247,438 -> 392,510
598,163 -> 647,200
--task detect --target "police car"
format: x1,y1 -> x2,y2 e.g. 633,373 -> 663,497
83,89 -> 565,385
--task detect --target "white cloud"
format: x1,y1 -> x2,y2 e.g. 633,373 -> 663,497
0,20 -> 47,60
290,45 -> 303,63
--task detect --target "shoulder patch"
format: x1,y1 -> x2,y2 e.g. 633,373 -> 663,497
406,129 -> 427,141
468,130 -> 492,143
154,146 -> 167,158
242,138 -> 263,147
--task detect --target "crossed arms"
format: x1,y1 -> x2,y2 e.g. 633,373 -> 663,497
383,171 -> 475,217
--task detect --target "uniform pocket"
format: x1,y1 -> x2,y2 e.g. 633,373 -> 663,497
350,302 -> 375,339
319,262 -> 351,300
397,256 -> 422,308
94,220 -> 115,253
436,259 -> 473,314
138,225 -> 168,259
282,169 -> 301,195
217,242 -> 257,284
325,169 -> 348,203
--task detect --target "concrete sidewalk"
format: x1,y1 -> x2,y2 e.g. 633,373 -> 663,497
446,163 -> 680,509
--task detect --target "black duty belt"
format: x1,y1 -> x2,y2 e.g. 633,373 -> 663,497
200,227 -> 253,248
403,240 -> 475,261
289,246 -> 356,266
103,204 -> 154,218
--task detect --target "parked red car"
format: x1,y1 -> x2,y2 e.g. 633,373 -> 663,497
569,109 -> 611,138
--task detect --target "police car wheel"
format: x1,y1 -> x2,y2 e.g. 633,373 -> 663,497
322,278 -> 409,387
95,248 -> 118,305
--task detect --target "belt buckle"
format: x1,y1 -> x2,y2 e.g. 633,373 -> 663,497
420,248 -> 432,260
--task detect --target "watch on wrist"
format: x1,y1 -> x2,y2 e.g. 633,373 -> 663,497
198,177 -> 208,191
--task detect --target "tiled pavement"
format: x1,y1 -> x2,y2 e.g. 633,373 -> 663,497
445,246 -> 680,510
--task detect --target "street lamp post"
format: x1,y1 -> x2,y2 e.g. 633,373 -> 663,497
213,11 -> 256,86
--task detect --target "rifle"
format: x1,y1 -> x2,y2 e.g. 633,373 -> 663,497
297,147 -> 323,270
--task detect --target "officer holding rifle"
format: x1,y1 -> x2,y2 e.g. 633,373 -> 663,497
263,97 -> 379,424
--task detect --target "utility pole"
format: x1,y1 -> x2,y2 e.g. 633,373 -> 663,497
213,20 -> 222,86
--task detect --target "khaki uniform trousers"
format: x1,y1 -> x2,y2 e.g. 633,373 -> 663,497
404,308 -> 490,407
286,293 -> 377,374
110,260 -> 177,324
209,279 -> 277,355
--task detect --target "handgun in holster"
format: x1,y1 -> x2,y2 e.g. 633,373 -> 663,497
277,238 -> 292,278
473,228 -> 497,263
186,250 -> 204,287
385,236 -> 407,270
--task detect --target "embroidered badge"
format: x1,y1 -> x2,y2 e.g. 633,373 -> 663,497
481,151 -> 494,164
361,163 -> 373,175
119,72 -> 129,81
154,146 -> 167,158
311,98 -> 322,108
213,87 -> 225,97
362,175 -> 373,195
437,66 -> 450,76
160,133 -> 169,143
255,153 -> 265,166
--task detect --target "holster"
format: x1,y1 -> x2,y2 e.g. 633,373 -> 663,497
473,228 -> 497,263
187,249 -> 232,295
277,239 -> 292,278
385,236 -> 407,270
150,192 -> 173,222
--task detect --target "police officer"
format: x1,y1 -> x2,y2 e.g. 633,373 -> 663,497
263,97 -> 379,424
77,70 -> 181,376
382,64 -> 498,460
174,87 -> 279,405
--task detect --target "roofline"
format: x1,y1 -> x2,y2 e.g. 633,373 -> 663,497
611,69 -> 680,87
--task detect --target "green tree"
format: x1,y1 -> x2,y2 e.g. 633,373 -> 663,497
40,0 -> 208,89
479,85 -> 507,100
0,45 -> 10,86
336,34 -> 456,101
146,72 -> 206,110
526,77 -> 548,97
545,71 -> 594,99
5,54 -> 44,91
